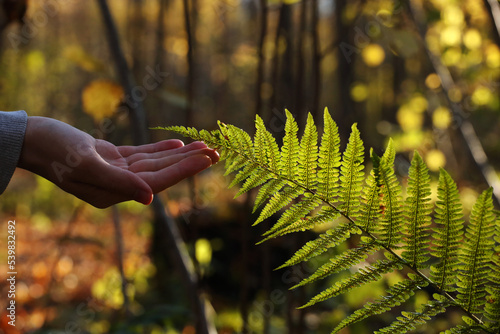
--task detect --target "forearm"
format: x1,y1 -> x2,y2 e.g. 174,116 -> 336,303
18,116 -> 96,185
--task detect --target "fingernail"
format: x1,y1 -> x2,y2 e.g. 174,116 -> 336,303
134,189 -> 153,205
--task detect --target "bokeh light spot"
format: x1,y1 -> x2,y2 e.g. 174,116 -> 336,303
425,73 -> 441,90
440,26 -> 461,46
433,106 -> 452,129
350,83 -> 369,102
463,29 -> 482,50
195,238 -> 213,266
471,86 -> 492,106
425,149 -> 446,171
485,44 -> 500,68
362,44 -> 385,67
442,5 -> 464,26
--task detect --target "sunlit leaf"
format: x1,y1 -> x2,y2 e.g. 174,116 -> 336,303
63,45 -> 105,72
82,79 -> 124,121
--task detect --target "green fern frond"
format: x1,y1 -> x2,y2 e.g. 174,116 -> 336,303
358,149 -> 382,232
255,115 -> 280,171
263,196 -> 321,238
374,139 -> 404,248
402,151 -> 432,269
317,108 -> 341,202
253,186 -> 301,226
300,254 -> 403,308
275,223 -> 354,269
221,122 -> 254,157
280,109 -> 300,181
332,274 -> 428,334
338,124 -> 365,218
223,152 -> 249,176
375,294 -> 452,334
161,110 -> 500,334
457,187 -> 496,314
292,237 -> 381,289
298,113 -> 318,190
485,285 -> 500,327
234,166 -> 273,197
153,125 -> 205,143
253,178 -> 286,212
229,163 -> 261,189
442,324 -> 483,333
259,206 -> 339,242
222,123 -> 254,174
430,168 -> 464,291
485,217 -> 500,326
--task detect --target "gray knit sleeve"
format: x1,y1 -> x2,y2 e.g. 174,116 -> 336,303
0,110 -> 28,194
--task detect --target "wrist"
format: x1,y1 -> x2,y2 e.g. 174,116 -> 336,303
18,117 -> 50,175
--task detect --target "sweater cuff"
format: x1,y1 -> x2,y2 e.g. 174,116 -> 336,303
0,110 -> 28,194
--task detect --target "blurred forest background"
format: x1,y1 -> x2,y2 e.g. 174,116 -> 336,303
0,0 -> 499,333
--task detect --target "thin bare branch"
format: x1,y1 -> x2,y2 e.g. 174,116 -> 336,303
96,1 -> 216,333
483,0 -> 500,47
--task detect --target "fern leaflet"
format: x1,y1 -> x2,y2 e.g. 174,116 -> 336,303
300,254 -> 403,308
338,123 -> 364,219
430,168 -> 464,292
374,294 -> 452,334
292,237 -> 381,289
457,187 -> 496,314
317,108 -> 341,202
374,139 -> 404,249
332,274 -> 428,333
402,151 -> 432,269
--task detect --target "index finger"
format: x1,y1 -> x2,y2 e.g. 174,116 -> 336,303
118,139 -> 185,157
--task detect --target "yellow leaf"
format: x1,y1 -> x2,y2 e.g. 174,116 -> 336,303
82,80 -> 124,121
63,45 -> 105,72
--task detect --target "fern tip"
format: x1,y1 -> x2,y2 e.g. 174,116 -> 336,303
297,303 -> 310,310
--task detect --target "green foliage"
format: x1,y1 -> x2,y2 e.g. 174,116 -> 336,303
430,169 -> 464,292
157,108 -> 500,333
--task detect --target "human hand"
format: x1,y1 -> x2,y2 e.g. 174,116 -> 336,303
18,117 -> 219,208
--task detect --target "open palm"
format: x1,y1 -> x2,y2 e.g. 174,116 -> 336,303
19,117 -> 219,208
